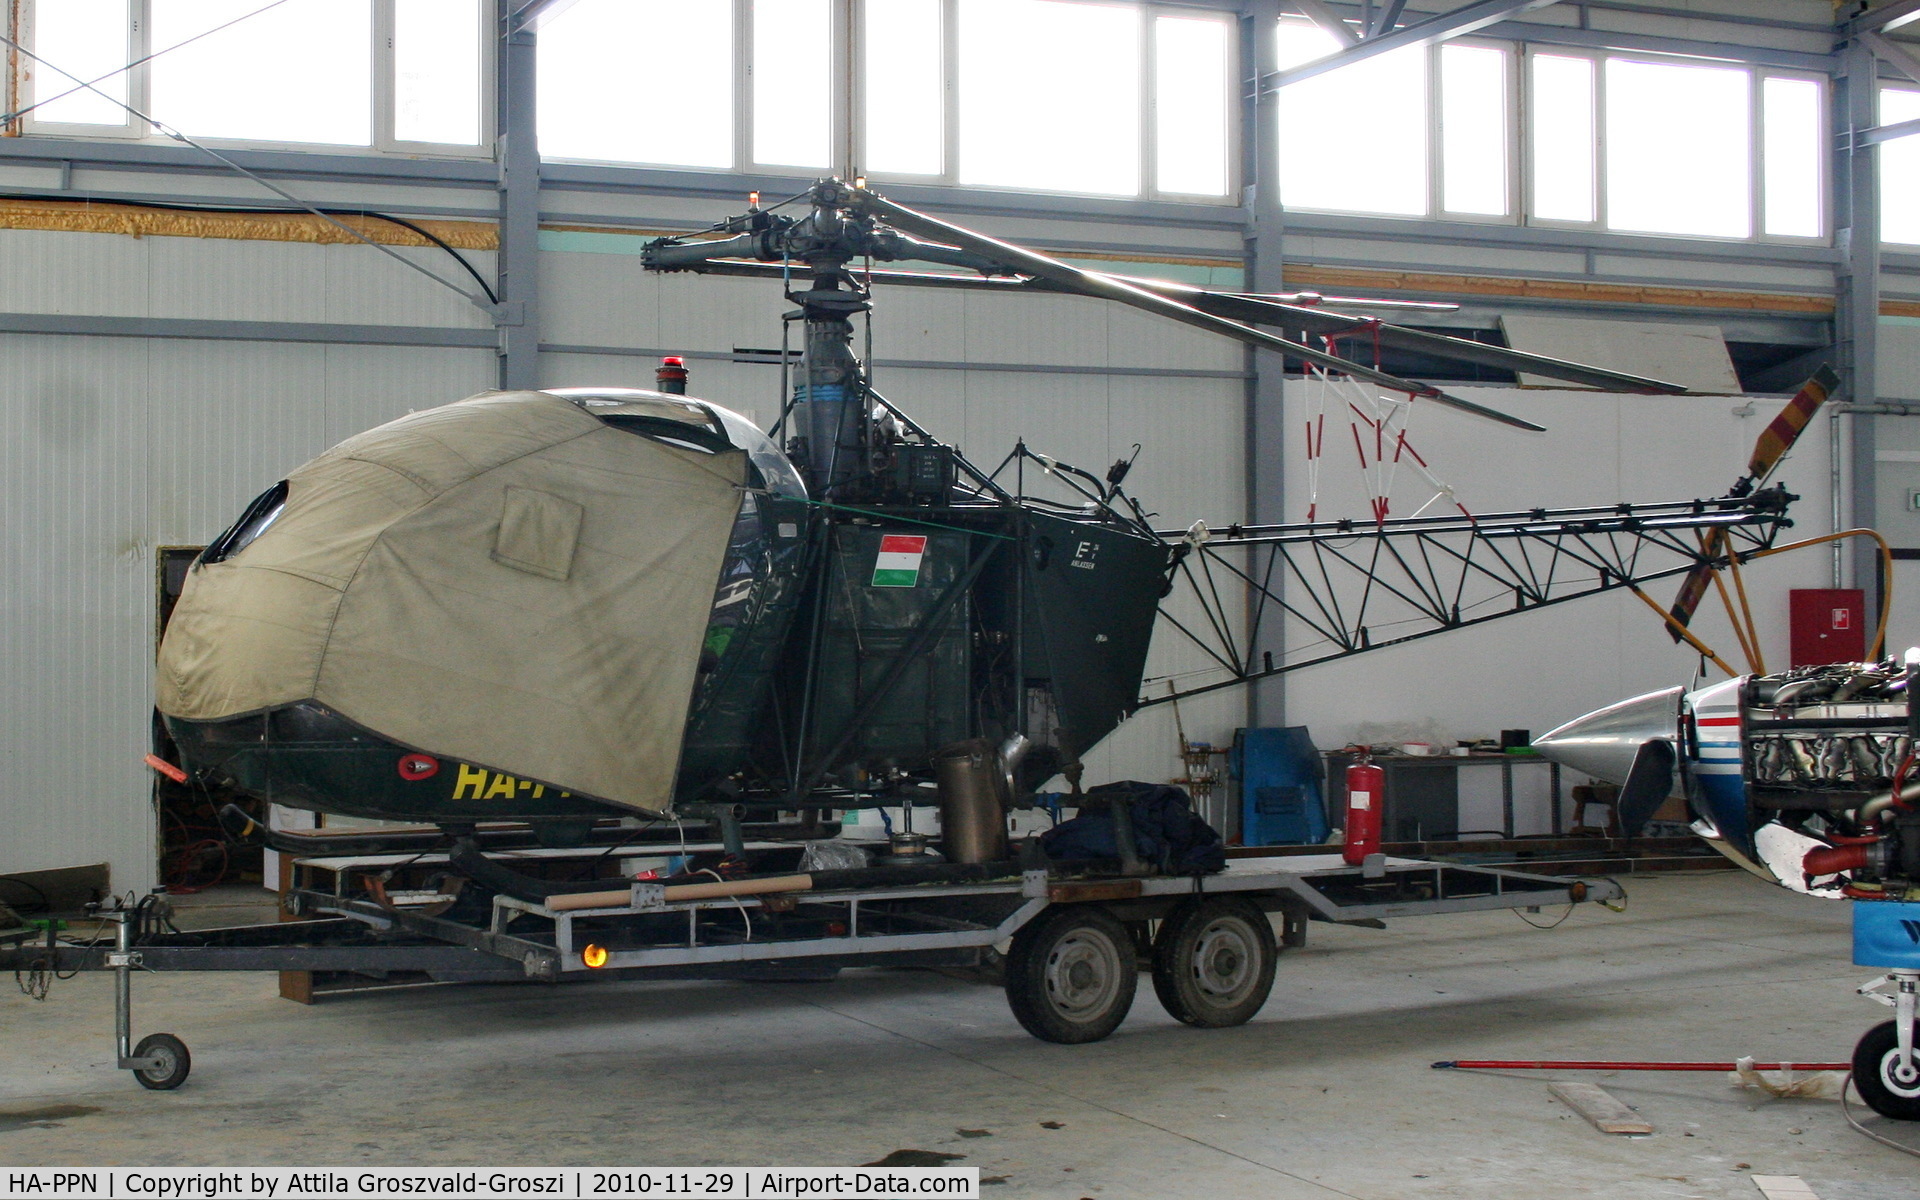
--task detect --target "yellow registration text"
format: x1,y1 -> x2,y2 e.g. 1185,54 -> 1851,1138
450,763 -> 566,800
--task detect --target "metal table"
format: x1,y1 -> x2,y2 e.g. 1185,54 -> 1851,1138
1324,752 -> 1565,840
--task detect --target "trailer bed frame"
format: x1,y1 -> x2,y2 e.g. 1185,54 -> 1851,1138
2,850 -> 1622,1087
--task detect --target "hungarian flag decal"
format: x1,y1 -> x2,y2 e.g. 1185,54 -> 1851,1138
871,534 -> 928,587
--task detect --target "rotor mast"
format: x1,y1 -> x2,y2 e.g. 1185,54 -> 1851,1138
786,192 -> 870,496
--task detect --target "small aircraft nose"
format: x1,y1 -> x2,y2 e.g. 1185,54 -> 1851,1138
1533,686 -> 1684,785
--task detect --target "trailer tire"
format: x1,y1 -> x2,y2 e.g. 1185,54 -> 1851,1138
1853,1020 -> 1920,1121
1151,897 -> 1276,1028
1004,906 -> 1137,1044
132,1033 -> 190,1090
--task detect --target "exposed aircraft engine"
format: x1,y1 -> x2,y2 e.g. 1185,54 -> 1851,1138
1537,660 -> 1920,901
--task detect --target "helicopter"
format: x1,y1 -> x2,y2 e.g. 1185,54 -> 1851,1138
156,179 -> 1788,858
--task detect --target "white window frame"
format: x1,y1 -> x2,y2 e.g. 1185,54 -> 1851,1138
853,0 -> 1237,203
375,0 -> 496,158
1877,82 -> 1920,248
1520,43 -> 1602,232
743,0 -> 845,177
17,0 -> 143,139
1431,37 -> 1520,225
1753,67 -> 1828,246
1521,44 -> 1828,244
1274,24 -> 1519,226
1143,4 -> 1238,203
18,0 -> 494,157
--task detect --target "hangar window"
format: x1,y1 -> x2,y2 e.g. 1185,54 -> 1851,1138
957,0 -> 1142,196
1440,43 -> 1510,217
949,0 -> 1232,199
19,0 -> 133,130
15,0 -> 488,152
1529,54 -> 1595,222
15,0 -> 1227,200
536,0 -> 1232,200
863,0 -> 944,176
1275,19 -> 1426,217
1276,22 -> 1826,244
753,0 -> 832,170
537,0 -> 734,169
1763,76 -> 1823,239
1527,48 -> 1825,243
1154,13 -> 1232,197
1604,58 -> 1751,239
1273,18 -> 1507,221
1884,86 -> 1920,247
149,0 -> 374,146
394,0 -> 484,147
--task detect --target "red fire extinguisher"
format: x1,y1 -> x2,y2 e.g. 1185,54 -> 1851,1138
1343,753 -> 1384,867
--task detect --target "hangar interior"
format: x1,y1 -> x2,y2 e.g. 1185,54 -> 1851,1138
3,1 -> 1920,1196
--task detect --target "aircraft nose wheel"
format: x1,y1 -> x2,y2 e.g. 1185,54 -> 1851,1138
1853,1020 -> 1920,1122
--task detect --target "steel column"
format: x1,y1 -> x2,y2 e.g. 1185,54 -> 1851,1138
1837,37 -> 1882,608
1245,0 -> 1287,731
495,0 -> 541,389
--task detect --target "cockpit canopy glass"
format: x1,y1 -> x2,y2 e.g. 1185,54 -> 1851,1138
551,387 -> 806,499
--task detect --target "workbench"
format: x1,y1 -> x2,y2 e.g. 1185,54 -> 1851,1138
1324,751 -> 1566,840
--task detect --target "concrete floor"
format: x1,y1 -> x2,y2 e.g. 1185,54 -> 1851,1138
2,871 -> 1917,1199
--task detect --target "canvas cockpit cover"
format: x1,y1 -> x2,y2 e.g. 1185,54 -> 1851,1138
155,389 -> 750,815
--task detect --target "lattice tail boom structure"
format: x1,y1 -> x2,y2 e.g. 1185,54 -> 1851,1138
1140,486 -> 1798,708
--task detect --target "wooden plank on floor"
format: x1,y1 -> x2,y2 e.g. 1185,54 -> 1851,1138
1547,1081 -> 1654,1135
1751,1177 -> 1821,1200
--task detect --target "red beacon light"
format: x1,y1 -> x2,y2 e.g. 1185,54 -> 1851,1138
656,355 -> 689,395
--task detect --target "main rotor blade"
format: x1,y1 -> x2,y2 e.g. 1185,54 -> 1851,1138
1106,278 -> 1690,395
842,186 -> 1545,432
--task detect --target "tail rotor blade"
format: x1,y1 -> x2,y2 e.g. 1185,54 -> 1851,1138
1665,534 -> 1725,641
1748,364 -> 1838,484
1665,366 -> 1837,639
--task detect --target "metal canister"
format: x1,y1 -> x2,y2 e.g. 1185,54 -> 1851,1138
933,738 -> 1009,864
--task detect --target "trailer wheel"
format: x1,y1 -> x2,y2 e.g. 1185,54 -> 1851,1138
1004,906 -> 1137,1044
1151,898 -> 1276,1028
132,1033 -> 191,1091
1853,1020 -> 1920,1121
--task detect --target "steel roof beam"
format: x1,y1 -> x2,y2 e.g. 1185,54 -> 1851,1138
1865,29 -> 1920,86
1268,0 -> 1564,89
1371,0 -> 1410,36
1844,0 -> 1920,37
1288,0 -> 1359,46
1860,115 -> 1920,146
510,0 -> 581,32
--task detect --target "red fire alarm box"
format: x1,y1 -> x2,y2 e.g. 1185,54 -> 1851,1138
1789,588 -> 1866,667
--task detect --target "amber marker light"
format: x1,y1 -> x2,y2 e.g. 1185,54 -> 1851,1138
582,943 -> 609,969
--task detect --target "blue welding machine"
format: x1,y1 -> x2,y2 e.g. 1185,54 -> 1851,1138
1232,726 -> 1328,846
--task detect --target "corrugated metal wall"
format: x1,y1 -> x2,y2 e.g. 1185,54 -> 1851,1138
0,232 -> 497,891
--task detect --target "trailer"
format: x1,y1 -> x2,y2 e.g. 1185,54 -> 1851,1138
1,839 -> 1622,1091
